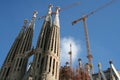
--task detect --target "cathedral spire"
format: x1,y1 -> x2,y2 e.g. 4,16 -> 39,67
28,10 -> 38,29
0,19 -> 28,80
36,4 -> 53,48
53,7 -> 60,27
8,11 -> 37,80
32,5 -> 60,80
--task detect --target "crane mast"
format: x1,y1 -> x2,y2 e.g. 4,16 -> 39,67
83,17 -> 94,74
72,16 -> 94,74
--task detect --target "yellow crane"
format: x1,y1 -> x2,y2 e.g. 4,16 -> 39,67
72,0 -> 115,74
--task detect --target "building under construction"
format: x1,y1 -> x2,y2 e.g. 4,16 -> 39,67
0,3 -> 120,80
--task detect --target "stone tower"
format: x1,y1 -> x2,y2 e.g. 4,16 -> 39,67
8,11 -> 37,80
0,19 -> 27,80
32,5 -> 60,80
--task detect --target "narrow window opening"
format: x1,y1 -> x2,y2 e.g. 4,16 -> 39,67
2,68 -> 6,77
40,57 -> 44,73
45,56 -> 48,71
6,67 -> 10,78
49,57 -> 52,72
54,29 -> 57,53
14,58 -> 19,71
38,54 -> 41,63
40,26 -> 47,48
55,62 -> 58,79
52,59 -> 55,75
51,28 -> 55,51
19,58 -> 22,67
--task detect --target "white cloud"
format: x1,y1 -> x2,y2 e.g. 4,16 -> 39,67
60,37 -> 82,66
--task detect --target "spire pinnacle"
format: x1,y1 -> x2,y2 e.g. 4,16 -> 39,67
78,58 -> 82,68
98,62 -> 102,69
28,10 -> 37,28
66,62 -> 69,67
45,4 -> 53,22
33,10 -> 38,18
48,4 -> 53,14
53,6 -> 60,27
55,6 -> 60,14
18,19 -> 28,37
23,19 -> 28,28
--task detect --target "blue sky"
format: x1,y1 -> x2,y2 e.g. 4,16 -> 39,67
0,0 -> 120,73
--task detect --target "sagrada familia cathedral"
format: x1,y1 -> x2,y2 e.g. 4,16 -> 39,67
0,4 -> 120,80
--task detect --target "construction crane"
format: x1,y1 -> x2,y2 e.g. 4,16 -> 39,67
38,2 -> 80,20
72,0 -> 115,74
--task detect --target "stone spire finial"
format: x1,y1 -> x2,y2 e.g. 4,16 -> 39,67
55,6 -> 60,14
109,60 -> 113,64
78,58 -> 82,64
45,4 -> 53,22
33,10 -> 38,18
28,10 -> 37,28
53,6 -> 60,27
66,62 -> 69,67
24,19 -> 28,26
98,62 -> 102,69
78,58 -> 82,69
48,4 -> 53,14
85,63 -> 90,70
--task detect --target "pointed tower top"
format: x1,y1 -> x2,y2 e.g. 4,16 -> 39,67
53,6 -> 60,27
28,11 -> 37,29
21,19 -> 28,30
45,4 -> 53,22
23,19 -> 28,27
109,60 -> 113,64
55,6 -> 60,14
48,4 -> 53,14
66,62 -> 69,67
33,10 -> 38,18
78,58 -> 82,69
18,19 -> 27,37
78,58 -> 82,64
98,62 -> 102,69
